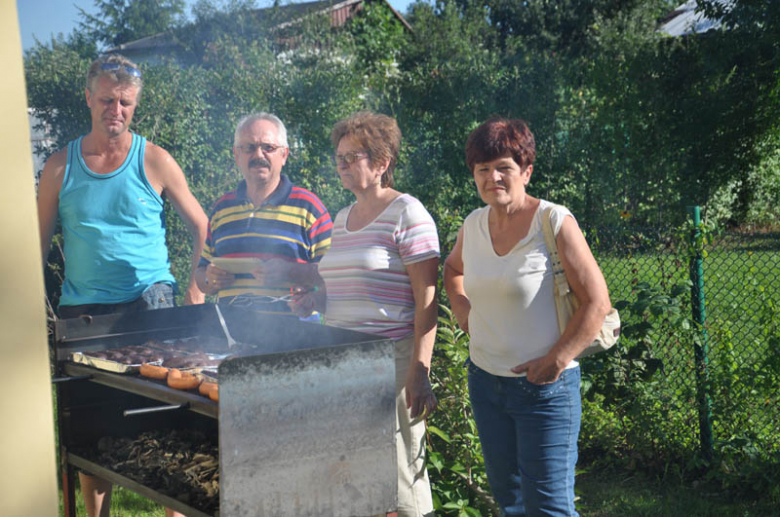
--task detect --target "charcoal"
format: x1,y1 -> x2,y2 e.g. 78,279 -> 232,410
74,429 -> 219,514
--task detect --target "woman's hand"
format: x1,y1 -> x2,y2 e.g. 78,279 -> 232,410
511,353 -> 567,384
405,363 -> 438,419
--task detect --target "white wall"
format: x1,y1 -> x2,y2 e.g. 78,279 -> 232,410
0,2 -> 59,516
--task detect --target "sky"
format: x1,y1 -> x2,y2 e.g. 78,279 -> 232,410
16,0 -> 415,51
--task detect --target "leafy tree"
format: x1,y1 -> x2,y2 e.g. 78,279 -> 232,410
693,0 -> 780,223
699,0 -> 780,34
77,0 -> 188,48
348,0 -> 408,78
179,0 -> 261,61
454,0 -> 675,53
25,41 -> 93,162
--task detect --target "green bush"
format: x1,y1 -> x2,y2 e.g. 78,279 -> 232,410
428,305 -> 496,516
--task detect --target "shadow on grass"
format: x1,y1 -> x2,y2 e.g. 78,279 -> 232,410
112,486 -> 165,515
576,468 -> 780,517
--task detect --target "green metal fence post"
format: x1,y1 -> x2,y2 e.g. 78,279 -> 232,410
687,205 -> 714,463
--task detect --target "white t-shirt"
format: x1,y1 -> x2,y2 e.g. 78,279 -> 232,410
462,200 -> 579,377
319,194 -> 440,339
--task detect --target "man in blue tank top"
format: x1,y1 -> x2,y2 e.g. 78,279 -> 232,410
36,54 -> 207,517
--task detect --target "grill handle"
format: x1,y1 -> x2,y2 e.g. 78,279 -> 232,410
51,375 -> 92,384
123,403 -> 190,417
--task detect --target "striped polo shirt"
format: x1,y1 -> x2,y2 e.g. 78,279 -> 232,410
199,174 -> 332,314
318,194 -> 440,339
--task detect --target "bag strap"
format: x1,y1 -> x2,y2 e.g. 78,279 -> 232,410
541,204 -> 571,336
541,205 -> 572,297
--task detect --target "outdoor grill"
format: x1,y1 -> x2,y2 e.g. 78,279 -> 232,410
53,304 -> 398,516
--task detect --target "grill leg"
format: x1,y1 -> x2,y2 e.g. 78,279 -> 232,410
61,459 -> 76,517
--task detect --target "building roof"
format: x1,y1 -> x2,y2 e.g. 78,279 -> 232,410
657,0 -> 734,37
106,0 -> 411,56
107,30 -> 178,54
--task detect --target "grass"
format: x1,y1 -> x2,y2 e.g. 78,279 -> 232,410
595,243 -> 780,455
60,468 -> 780,516
576,467 -> 780,517
60,485 -> 165,516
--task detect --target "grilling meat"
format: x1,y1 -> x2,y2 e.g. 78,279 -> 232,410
167,369 -> 201,390
207,385 -> 218,402
83,345 -> 171,365
162,353 -> 221,369
139,363 -> 169,380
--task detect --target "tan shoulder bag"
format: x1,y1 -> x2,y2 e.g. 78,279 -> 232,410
541,205 -> 621,359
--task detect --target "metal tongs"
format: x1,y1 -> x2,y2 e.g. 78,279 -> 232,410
214,304 -> 237,348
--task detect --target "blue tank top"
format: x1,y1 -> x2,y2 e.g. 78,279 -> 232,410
58,133 -> 176,306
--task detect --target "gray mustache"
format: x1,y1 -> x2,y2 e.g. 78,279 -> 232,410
249,158 -> 271,168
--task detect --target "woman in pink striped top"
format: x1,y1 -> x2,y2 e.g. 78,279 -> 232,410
293,111 -> 439,516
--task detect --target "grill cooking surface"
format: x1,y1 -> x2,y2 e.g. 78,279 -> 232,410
63,363 -> 218,417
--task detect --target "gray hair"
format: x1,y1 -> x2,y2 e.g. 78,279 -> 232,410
234,112 -> 288,148
86,54 -> 143,94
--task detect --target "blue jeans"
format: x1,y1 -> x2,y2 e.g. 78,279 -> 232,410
59,282 -> 175,318
467,359 -> 582,517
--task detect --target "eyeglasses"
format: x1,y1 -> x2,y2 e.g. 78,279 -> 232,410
236,142 -> 284,155
331,151 -> 369,166
100,63 -> 142,78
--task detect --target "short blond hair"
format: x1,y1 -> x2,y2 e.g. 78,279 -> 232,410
86,54 -> 143,94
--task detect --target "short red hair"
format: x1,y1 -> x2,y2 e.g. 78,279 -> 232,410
331,111 -> 401,188
465,117 -> 536,172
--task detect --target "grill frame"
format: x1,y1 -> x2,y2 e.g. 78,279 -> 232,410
53,304 -> 398,517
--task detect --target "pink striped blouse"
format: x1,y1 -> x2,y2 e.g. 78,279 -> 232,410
318,194 -> 440,339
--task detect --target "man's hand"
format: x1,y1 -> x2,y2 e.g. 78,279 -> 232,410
511,353 -> 567,385
183,284 -> 205,305
203,264 -> 235,295
251,258 -> 295,286
406,363 -> 438,420
287,287 -> 326,318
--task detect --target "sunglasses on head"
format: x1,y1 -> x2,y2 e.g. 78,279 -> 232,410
100,62 -> 142,78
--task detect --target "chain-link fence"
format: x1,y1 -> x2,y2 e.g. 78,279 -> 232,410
582,218 -> 780,478
701,229 -> 780,459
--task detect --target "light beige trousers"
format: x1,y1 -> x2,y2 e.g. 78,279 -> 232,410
392,336 -> 435,517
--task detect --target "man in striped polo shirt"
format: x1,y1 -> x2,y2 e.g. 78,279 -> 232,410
194,112 -> 332,317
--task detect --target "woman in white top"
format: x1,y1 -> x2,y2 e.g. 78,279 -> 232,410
444,116 -> 611,516
292,111 -> 439,517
